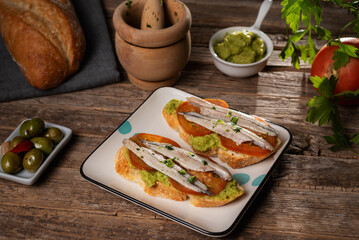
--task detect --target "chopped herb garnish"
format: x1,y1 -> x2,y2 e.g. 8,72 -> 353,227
234,127 -> 241,133
178,170 -> 186,175
188,176 -> 196,184
146,24 -> 152,28
165,145 -> 174,150
140,156 -> 144,159
226,111 -> 232,117
125,0 -> 132,9
161,158 -> 174,168
136,148 -> 140,151
226,129 -> 230,132
202,160 -> 208,166
188,152 -> 195,157
212,106 -> 216,110
213,119 -> 224,128
231,117 -> 238,124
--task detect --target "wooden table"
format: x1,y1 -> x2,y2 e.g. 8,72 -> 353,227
1,0 -> 358,239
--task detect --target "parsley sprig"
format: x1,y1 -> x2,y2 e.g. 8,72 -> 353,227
280,0 -> 359,153
306,75 -> 359,152
280,0 -> 359,68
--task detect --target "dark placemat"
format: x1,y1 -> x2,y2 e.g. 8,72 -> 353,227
0,0 -> 120,102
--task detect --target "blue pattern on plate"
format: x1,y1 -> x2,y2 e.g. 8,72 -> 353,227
118,121 -> 132,134
252,174 -> 266,186
232,173 -> 250,185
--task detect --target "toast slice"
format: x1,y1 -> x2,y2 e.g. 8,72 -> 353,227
162,100 -> 281,169
115,145 -> 244,207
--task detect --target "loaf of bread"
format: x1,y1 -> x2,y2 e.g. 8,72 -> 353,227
0,0 -> 86,90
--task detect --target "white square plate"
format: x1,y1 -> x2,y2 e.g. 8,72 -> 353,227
80,87 -> 292,237
0,120 -> 72,185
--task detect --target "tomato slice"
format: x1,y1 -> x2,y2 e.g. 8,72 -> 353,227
220,114 -> 276,156
168,170 -> 227,196
220,135 -> 275,157
177,99 -> 229,137
127,133 -> 181,172
169,178 -> 206,196
188,170 -> 227,195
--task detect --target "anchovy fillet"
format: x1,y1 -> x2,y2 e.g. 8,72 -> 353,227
142,140 -> 232,181
187,96 -> 278,136
180,112 -> 274,151
122,139 -> 213,195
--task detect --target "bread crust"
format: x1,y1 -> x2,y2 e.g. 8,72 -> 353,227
115,146 -> 188,201
162,106 -> 281,169
114,145 -> 244,207
0,0 -> 86,89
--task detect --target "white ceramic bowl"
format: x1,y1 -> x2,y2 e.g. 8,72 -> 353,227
209,26 -> 273,78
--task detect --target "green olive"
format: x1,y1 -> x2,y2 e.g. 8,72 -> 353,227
30,137 -> 53,155
20,118 -> 45,139
1,152 -> 22,174
44,127 -> 64,144
10,136 -> 25,149
23,148 -> 44,173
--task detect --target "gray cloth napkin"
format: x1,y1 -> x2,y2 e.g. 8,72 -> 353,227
0,0 -> 120,102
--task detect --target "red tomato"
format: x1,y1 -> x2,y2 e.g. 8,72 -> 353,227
311,37 -> 359,105
220,135 -> 273,157
128,133 -> 181,172
176,99 -> 229,137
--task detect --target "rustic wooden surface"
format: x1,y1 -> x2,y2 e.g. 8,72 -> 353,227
1,0 -> 359,239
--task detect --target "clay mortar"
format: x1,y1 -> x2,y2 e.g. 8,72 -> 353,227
113,0 -> 192,90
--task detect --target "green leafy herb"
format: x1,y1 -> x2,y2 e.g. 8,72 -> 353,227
188,176 -> 196,184
202,160 -> 208,166
178,170 -> 186,175
306,75 -> 359,153
281,0 -> 359,153
280,0 -> 359,68
161,158 -> 175,168
147,24 -> 152,28
234,127 -> 241,133
231,116 -> 239,124
165,145 -> 174,150
125,0 -> 132,9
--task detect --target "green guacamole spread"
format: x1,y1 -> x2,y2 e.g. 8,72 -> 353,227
164,99 -> 183,114
125,149 -> 170,188
205,179 -> 243,200
125,149 -> 135,169
139,170 -> 170,188
213,30 -> 266,64
124,148 -> 242,200
189,133 -> 223,152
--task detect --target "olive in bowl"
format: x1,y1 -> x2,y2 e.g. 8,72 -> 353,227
23,149 -> 44,173
0,118 -> 72,185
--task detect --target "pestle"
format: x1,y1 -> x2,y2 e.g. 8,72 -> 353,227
141,0 -> 165,30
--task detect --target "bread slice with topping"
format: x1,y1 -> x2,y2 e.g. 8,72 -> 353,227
114,134 -> 245,207
162,98 -> 281,169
